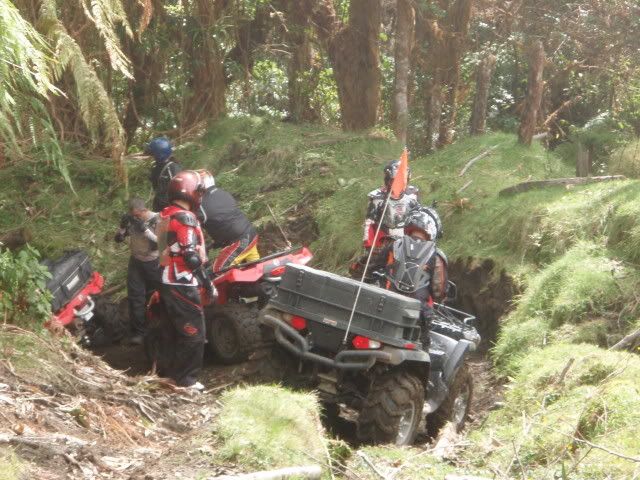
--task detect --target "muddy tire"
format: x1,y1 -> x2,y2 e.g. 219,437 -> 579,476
88,297 -> 128,346
427,365 -> 473,437
206,304 -> 263,365
356,371 -> 425,446
252,346 -> 296,384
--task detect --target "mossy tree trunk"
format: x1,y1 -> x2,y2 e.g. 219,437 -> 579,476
183,0 -> 228,128
286,0 -> 320,122
122,1 -> 168,144
392,0 -> 415,144
470,54 -> 497,135
418,0 -> 473,150
304,0 -> 382,131
518,40 -> 545,146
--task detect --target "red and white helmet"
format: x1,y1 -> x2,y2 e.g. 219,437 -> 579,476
168,170 -> 206,210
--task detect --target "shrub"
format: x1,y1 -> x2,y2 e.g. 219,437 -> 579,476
0,246 -> 52,327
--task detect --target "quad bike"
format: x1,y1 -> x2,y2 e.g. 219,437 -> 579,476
145,246 -> 313,370
42,250 -> 127,346
259,261 -> 479,445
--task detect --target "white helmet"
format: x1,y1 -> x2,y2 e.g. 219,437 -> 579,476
194,169 -> 215,189
404,209 -> 439,240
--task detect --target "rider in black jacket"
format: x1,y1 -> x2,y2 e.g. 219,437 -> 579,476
146,137 -> 183,211
196,170 -> 260,271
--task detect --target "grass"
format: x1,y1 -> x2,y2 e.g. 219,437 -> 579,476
493,242 -> 639,374
4,117 -> 640,475
0,449 -> 24,480
214,385 -> 330,474
467,344 -> 640,479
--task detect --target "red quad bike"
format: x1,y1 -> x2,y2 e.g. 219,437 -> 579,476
145,246 -> 313,370
42,250 -> 126,346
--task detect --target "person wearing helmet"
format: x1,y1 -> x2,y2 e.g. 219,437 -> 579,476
383,208 -> 448,348
350,159 -> 421,281
156,170 -> 212,391
363,159 -> 420,250
193,169 -> 260,272
146,137 -> 184,212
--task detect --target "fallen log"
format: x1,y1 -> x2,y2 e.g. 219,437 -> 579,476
610,328 -> 640,352
444,475 -> 493,480
499,175 -> 626,197
458,145 -> 500,177
0,228 -> 32,251
212,465 -> 322,480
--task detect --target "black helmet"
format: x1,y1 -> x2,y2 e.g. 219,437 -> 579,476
384,159 -> 411,190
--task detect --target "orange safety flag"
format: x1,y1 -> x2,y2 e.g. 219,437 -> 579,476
390,147 -> 409,199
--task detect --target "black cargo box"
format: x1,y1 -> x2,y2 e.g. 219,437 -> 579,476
42,250 -> 94,312
270,264 -> 422,348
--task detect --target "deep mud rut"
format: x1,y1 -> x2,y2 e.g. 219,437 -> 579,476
94,339 -> 505,451
80,253 -> 511,476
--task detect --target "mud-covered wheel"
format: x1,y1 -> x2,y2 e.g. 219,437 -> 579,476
356,371 -> 425,446
253,346 -> 295,383
206,304 -> 263,365
427,365 -> 473,437
89,297 -> 128,346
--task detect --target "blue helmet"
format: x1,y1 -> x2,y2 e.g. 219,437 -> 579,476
145,137 -> 173,162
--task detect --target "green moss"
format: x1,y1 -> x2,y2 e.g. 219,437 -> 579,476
468,344 -> 640,479
347,445 -> 492,480
214,385 -> 329,473
0,448 -> 25,480
493,243 -> 636,373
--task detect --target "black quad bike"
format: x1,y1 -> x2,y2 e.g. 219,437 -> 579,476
258,262 -> 480,446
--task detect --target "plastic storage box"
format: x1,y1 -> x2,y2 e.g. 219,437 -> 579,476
270,264 -> 422,348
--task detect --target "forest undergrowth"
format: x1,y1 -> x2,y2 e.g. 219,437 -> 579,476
1,119 -> 640,479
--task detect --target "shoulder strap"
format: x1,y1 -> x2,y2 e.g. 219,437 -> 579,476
172,211 -> 198,227
159,161 -> 176,181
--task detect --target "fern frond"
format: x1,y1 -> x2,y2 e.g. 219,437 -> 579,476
40,0 -> 125,173
0,0 -> 70,188
78,0 -> 134,78
137,0 -> 153,37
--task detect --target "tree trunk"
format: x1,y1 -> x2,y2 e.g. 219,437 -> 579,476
122,14 -> 169,144
425,73 -> 443,152
392,0 -> 415,144
437,0 -> 473,148
183,0 -> 228,128
576,142 -> 591,177
286,1 -> 319,122
305,0 -> 382,131
518,40 -> 545,146
469,54 -> 497,135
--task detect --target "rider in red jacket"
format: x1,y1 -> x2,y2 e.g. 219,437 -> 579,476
157,170 -> 212,390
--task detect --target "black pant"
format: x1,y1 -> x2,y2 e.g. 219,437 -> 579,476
128,257 -> 161,335
160,284 -> 205,387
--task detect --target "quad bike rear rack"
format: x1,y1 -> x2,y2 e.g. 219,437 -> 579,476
262,312 -> 430,371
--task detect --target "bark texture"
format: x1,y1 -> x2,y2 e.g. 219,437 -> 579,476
518,40 -> 545,146
469,54 -> 497,135
183,0 -> 229,127
304,0 -> 382,130
392,0 -> 415,144
418,0 -> 474,150
286,1 -> 319,122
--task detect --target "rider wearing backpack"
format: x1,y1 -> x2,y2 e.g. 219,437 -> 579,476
146,137 -> 184,212
383,208 -> 448,347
